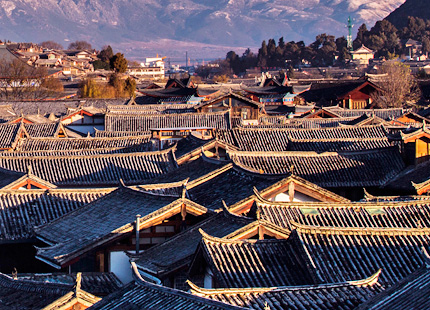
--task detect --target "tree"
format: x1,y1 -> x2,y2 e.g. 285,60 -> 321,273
257,40 -> 268,67
40,77 -> 64,93
0,58 -> 50,99
99,45 -> 114,63
353,24 -> 368,49
79,79 -> 115,98
124,77 -> 137,98
92,59 -> 110,70
68,40 -> 92,50
40,41 -> 63,50
422,36 -> 430,57
110,53 -> 128,73
372,60 -> 421,108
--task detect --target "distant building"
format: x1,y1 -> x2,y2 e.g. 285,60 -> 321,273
127,56 -> 165,79
351,45 -> 374,65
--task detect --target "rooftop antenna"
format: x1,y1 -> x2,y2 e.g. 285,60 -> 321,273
347,16 -> 354,52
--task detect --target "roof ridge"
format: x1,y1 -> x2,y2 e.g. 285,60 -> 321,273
0,144 -> 175,160
187,269 -> 381,295
0,271 -> 73,294
291,221 -> 430,235
130,263 -> 244,309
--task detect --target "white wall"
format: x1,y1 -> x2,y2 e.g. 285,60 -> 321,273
273,190 -> 319,202
110,251 -> 132,284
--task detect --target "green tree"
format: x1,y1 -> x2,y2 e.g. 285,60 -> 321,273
257,40 -> 268,67
422,36 -> 430,57
93,59 -> 110,70
353,23 -> 368,49
110,53 -> 128,73
124,77 -> 137,98
99,45 -> 114,63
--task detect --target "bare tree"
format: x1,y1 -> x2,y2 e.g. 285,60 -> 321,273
371,60 -> 421,108
68,40 -> 92,50
40,41 -> 63,50
0,58 -> 60,99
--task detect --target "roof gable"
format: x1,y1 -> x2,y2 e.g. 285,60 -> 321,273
35,185 -> 209,268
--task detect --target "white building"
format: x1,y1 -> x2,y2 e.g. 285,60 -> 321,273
127,56 -> 165,79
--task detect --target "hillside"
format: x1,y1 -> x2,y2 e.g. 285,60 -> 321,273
385,0 -> 430,29
0,0 -> 406,59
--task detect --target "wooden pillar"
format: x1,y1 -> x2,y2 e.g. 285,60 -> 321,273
289,181 -> 295,202
258,225 -> 264,240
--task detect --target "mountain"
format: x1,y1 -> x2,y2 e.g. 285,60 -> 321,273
385,0 -> 430,29
0,0 -> 406,59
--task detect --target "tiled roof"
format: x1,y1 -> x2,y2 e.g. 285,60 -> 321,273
107,103 -> 196,114
193,230 -> 316,288
217,125 -> 389,152
292,223 -> 430,286
0,188 -> 114,241
0,123 -> 22,149
18,272 -> 122,296
0,99 -> 127,117
324,107 -> 406,120
187,165 -> 281,211
0,271 -> 73,310
175,135 -> 214,159
144,156 -> 229,185
15,135 -> 151,153
0,148 -> 177,187
188,271 -> 383,310
356,266 -> 430,310
94,128 -> 150,137
229,147 -> 405,187
35,186 -> 209,268
105,111 -> 230,132
135,211 -> 253,276
255,193 -> 430,230
89,263 -> 244,310
384,160 -> 430,194
23,122 -> 61,137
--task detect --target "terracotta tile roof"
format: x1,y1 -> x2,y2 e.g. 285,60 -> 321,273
105,111 -> 231,132
135,211 -> 253,277
188,270 -> 383,310
0,147 -> 177,187
89,263 -> 244,310
35,186 -> 209,268
229,147 -> 405,187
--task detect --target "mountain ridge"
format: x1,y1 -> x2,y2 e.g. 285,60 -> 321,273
0,0 -> 406,59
